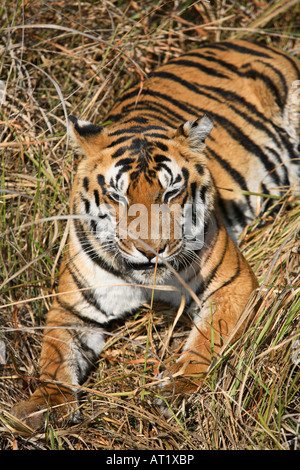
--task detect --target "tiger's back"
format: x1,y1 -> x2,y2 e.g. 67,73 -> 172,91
108,40 -> 300,237
11,40 -> 300,429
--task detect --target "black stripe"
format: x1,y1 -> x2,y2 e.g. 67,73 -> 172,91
207,41 -> 272,59
150,71 -> 218,96
156,162 -> 173,178
199,184 -> 208,205
116,100 -> 184,125
176,51 -> 239,74
73,335 -> 99,383
113,87 -> 141,105
205,229 -> 229,286
109,125 -> 166,136
190,182 -> 197,225
182,167 -> 189,182
122,116 -> 149,125
158,60 -> 229,79
190,182 -> 197,199
265,146 -> 289,186
194,220 -> 225,298
202,243 -> 241,303
115,157 -> 135,167
109,110 -> 174,128
140,111 -> 175,127
66,260 -> 104,313
155,141 -> 169,152
56,295 -> 85,321
164,188 -> 179,202
97,174 -> 107,194
229,200 -> 249,227
205,147 -> 251,199
80,194 -> 90,214
172,185 -> 186,201
215,189 -> 232,228
144,133 -> 170,140
111,146 -> 128,159
154,153 -> 171,164
116,166 -> 131,181
83,177 -> 89,192
212,173 -> 251,229
272,124 -> 299,177
94,189 -> 100,206
107,135 -> 132,148
57,283 -> 111,329
195,164 -> 204,176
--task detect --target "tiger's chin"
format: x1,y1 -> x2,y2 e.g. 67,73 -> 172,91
125,262 -> 171,284
115,246 -> 180,284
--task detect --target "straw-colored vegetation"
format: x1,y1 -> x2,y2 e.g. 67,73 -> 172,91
0,0 -> 299,450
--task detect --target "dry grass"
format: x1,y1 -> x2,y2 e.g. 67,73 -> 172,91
0,0 -> 299,450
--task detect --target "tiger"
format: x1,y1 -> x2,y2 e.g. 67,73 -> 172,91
11,40 -> 300,430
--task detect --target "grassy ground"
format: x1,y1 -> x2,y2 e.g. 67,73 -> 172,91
0,0 -> 299,450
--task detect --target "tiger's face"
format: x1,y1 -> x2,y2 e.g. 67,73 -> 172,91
70,115 -> 214,284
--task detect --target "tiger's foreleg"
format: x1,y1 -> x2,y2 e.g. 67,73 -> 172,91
11,300 -> 105,430
160,220 -> 258,396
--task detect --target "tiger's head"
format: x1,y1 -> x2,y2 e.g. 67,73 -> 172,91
69,115 -> 215,284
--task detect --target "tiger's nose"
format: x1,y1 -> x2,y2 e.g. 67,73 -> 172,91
136,245 -> 166,261
136,247 -> 156,261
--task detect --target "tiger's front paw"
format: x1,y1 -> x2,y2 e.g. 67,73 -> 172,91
158,361 -> 205,396
156,362 -> 206,416
11,399 -> 49,430
11,392 -> 81,431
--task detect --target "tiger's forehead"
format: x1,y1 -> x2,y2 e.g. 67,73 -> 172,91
77,121 -> 209,198
106,153 -> 183,193
104,130 -> 184,189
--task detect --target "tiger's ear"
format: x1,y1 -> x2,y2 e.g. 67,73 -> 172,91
174,114 -> 213,151
69,115 -> 107,157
